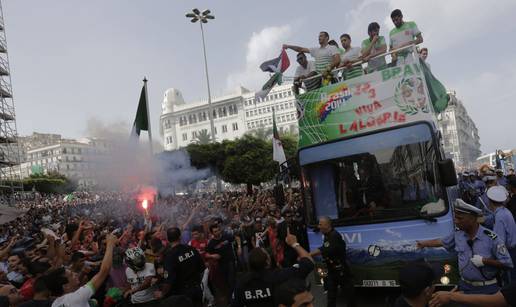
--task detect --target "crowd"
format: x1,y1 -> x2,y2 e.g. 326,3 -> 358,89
0,187 -> 315,307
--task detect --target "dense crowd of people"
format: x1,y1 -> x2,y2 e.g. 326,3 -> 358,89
0,187 -> 313,307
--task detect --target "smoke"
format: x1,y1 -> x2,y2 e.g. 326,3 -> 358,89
84,117 -> 211,193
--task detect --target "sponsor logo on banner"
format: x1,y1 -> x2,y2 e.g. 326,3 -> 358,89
317,84 -> 352,122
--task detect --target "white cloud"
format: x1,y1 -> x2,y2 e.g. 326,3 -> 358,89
383,0 -> 516,52
451,60 -> 516,153
342,0 -> 516,53
226,25 -> 292,92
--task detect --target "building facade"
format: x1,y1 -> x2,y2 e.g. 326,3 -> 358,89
437,91 -> 481,170
160,84 -> 299,151
4,133 -> 111,187
476,149 -> 515,173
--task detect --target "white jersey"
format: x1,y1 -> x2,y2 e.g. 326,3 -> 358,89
52,282 -> 94,307
126,262 -> 157,304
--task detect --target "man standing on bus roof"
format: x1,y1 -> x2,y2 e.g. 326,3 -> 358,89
487,185 -> 516,281
417,199 -> 513,295
339,34 -> 363,80
389,9 -> 423,65
361,22 -> 387,73
293,52 -> 319,95
310,217 -> 355,307
283,31 -> 340,77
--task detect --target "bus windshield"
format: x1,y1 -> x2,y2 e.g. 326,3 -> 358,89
299,124 -> 446,225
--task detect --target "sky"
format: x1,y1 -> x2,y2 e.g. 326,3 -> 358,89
4,0 -> 516,154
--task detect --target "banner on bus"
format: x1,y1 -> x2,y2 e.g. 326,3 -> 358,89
297,62 -> 435,148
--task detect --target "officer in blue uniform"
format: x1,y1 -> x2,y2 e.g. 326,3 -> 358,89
417,199 -> 513,294
474,174 -> 498,230
487,185 -> 516,281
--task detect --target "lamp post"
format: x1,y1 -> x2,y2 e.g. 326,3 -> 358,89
186,8 -> 216,142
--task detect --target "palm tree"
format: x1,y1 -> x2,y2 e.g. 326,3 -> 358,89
195,130 -> 212,145
251,127 -> 273,140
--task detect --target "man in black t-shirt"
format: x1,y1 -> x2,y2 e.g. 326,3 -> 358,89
158,227 -> 205,307
206,223 -> 236,306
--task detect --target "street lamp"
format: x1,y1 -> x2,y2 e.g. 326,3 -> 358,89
186,8 -> 216,142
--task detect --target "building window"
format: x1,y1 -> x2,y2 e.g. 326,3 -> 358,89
192,131 -> 197,139
259,109 -> 262,114
247,123 -> 251,129
214,127 -> 217,135
246,111 -> 249,117
279,93 -> 283,98
213,110 -> 217,119
232,123 -> 238,131
182,133 -> 187,141
222,125 -> 228,133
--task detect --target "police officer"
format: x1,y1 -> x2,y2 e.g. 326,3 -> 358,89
230,228 -> 314,307
417,199 -> 513,294
496,169 -> 508,187
310,217 -> 356,307
474,173 -> 498,229
487,185 -> 516,281
157,227 -> 205,307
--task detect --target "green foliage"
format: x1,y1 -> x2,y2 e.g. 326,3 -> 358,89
24,171 -> 77,193
221,135 -> 276,187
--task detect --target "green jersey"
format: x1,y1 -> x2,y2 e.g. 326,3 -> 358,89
361,36 -> 387,72
389,21 -> 421,57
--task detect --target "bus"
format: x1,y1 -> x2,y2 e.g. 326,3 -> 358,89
294,46 -> 459,288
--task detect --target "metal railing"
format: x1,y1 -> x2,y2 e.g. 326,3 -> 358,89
287,44 -> 419,85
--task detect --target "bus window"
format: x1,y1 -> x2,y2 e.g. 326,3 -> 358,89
299,124 -> 446,225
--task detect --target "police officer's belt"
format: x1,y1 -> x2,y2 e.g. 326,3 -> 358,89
461,278 -> 497,286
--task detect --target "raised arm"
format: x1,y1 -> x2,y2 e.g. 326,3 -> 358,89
89,234 -> 118,291
283,44 -> 310,54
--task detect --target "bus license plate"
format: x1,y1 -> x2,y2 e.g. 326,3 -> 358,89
362,280 -> 397,287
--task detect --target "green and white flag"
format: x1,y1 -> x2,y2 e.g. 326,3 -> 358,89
272,108 -> 287,169
131,82 -> 149,138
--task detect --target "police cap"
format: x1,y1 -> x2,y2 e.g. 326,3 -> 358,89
454,199 -> 482,216
487,186 -> 508,203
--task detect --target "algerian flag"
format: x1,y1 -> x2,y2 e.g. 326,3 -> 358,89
131,81 -> 149,138
63,194 -> 74,202
420,59 -> 448,113
272,108 -> 287,169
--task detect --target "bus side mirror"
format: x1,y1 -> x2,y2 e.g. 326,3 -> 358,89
438,159 -> 457,187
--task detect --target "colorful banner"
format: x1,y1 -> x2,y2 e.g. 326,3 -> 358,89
297,62 -> 436,148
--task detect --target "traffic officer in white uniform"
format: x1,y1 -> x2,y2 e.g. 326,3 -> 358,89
488,185 -> 516,281
417,199 -> 513,294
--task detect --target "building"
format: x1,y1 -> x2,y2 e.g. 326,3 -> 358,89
160,84 -> 299,151
4,133 -> 111,187
437,91 -> 481,170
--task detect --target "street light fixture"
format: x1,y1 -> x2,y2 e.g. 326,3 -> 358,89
186,8 -> 217,142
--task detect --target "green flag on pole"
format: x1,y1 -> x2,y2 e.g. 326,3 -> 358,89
420,59 -> 449,113
131,82 -> 149,137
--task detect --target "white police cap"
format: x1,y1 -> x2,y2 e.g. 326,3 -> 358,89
462,172 -> 469,176
454,199 -> 482,215
487,186 -> 508,203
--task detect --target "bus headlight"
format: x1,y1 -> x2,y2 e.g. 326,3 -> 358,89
440,276 -> 450,285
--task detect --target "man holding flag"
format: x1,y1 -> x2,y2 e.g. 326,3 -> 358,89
272,108 -> 288,171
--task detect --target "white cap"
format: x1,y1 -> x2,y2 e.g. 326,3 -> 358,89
487,186 -> 508,203
454,199 -> 482,215
462,172 -> 469,176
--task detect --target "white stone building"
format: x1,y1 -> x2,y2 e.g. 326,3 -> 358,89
437,91 -> 481,170
160,84 -> 299,150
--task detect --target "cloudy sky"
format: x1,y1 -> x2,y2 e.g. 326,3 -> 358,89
4,0 -> 516,153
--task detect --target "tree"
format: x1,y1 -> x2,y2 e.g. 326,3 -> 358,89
194,130 -> 212,145
221,135 -> 276,194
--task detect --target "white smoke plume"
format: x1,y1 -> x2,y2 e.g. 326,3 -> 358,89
84,118 -> 211,194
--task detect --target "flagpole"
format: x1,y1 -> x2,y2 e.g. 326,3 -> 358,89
143,77 -> 153,154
